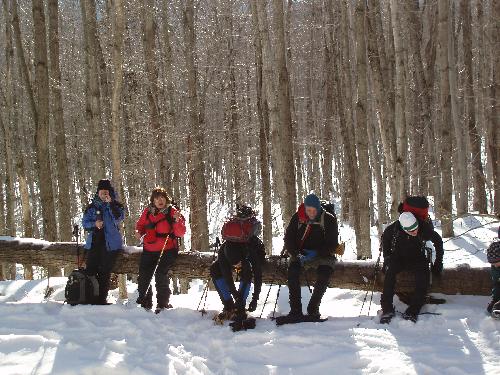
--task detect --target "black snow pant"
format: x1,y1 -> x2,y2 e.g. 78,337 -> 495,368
85,243 -> 119,304
137,250 -> 178,308
381,258 -> 430,315
287,260 -> 334,315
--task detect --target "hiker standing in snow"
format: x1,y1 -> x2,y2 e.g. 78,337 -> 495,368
210,204 -> 264,323
380,211 -> 443,324
486,226 -> 500,317
82,179 -> 125,305
135,187 -> 186,312
279,193 -> 339,324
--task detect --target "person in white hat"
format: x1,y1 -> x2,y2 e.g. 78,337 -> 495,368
379,212 -> 439,324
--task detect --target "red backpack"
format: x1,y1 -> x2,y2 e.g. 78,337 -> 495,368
221,216 -> 258,243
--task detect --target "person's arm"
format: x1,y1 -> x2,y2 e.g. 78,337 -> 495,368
82,205 -> 96,231
218,245 -> 238,296
135,208 -> 148,236
284,213 -> 300,256
429,230 -> 444,261
249,248 -> 263,301
382,224 -> 394,259
110,201 -> 125,223
318,214 -> 339,256
170,208 -> 187,237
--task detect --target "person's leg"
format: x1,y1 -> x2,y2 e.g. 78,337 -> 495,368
287,259 -> 303,315
488,266 -> 500,313
95,250 -> 119,304
155,251 -> 178,308
380,260 -> 403,313
85,246 -> 100,276
136,251 -> 158,309
405,261 -> 430,317
307,265 -> 333,317
238,260 -> 252,305
210,261 -> 234,311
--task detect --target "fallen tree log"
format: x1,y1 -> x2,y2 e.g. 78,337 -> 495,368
0,237 -> 491,295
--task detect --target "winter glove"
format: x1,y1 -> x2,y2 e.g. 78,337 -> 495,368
247,297 -> 258,312
298,249 -> 317,265
431,259 -> 443,276
110,202 -> 122,219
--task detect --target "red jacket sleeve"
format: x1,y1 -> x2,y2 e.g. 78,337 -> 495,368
136,207 -> 149,235
170,208 -> 186,237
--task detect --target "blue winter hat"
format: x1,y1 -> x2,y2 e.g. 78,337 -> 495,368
304,194 -> 322,213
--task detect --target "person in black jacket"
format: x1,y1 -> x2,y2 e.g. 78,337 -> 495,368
281,194 -> 338,322
380,212 -> 444,323
210,206 -> 264,321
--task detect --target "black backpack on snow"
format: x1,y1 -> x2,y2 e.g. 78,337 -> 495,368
65,268 -> 99,306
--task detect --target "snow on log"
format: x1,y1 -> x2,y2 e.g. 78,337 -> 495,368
0,237 -> 491,295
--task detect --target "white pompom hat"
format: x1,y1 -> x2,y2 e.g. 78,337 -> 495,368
399,212 -> 419,232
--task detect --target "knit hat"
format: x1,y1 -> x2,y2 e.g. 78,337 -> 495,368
399,212 -> 419,232
304,194 -> 322,213
97,179 -> 113,192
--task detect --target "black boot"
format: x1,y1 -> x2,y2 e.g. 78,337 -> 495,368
136,287 -> 153,310
380,305 -> 395,324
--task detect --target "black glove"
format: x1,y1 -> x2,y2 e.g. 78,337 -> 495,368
110,202 -> 122,219
432,259 -> 443,276
247,298 -> 258,312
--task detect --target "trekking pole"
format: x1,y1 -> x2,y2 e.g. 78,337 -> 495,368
142,234 -> 171,305
73,224 -> 80,268
259,254 -> 285,319
197,237 -> 220,315
271,283 -> 282,320
358,246 -> 382,318
366,250 -> 382,316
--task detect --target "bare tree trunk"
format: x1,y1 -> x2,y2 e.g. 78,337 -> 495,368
81,0 -> 106,180
437,0 -> 454,237
487,0 -> 500,215
271,0 -> 297,224
183,0 -> 209,252
48,0 -> 72,241
461,0 -> 487,214
448,2 -> 468,215
251,1 -> 272,254
109,0 -> 127,299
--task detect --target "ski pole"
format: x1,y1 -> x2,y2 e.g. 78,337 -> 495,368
197,237 -> 220,314
366,250 -> 382,316
259,254 -> 284,319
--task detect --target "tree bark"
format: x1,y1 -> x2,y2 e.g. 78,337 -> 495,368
437,0 -> 455,237
461,0 -> 487,214
182,0 -> 209,252
48,0 -> 72,241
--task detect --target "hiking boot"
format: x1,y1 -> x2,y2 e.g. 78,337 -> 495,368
380,306 -> 395,324
487,299 -> 499,314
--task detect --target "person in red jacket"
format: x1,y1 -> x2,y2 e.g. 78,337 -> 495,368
135,187 -> 186,312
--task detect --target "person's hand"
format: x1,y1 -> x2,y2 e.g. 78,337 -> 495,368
135,231 -> 142,241
247,298 -> 258,312
494,261 -> 500,268
299,249 -> 317,265
103,195 -> 112,203
173,210 -> 182,222
432,259 -> 443,276
95,220 -> 104,230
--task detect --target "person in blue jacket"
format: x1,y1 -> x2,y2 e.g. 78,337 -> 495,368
82,179 -> 125,304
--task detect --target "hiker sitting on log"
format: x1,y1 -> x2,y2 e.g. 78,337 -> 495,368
380,210 -> 443,324
210,204 -> 265,324
135,187 -> 186,313
278,193 -> 338,325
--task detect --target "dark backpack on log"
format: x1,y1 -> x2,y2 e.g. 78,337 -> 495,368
221,216 -> 259,243
65,269 -> 99,306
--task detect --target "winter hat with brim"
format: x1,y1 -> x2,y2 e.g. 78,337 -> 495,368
304,194 -> 322,213
399,212 -> 419,232
97,179 -> 113,192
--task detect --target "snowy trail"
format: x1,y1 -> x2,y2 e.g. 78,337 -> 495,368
1,278 -> 499,375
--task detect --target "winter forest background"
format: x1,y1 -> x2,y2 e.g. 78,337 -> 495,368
0,0 -> 498,280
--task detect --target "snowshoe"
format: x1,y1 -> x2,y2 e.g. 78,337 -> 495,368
491,301 -> 500,319
379,311 -> 395,325
154,304 -> 173,314
229,317 -> 257,332
402,311 -> 418,323
275,312 -> 327,326
212,308 -> 239,325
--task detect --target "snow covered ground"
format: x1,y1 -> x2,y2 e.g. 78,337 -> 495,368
1,215 -> 499,374
0,276 -> 499,375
